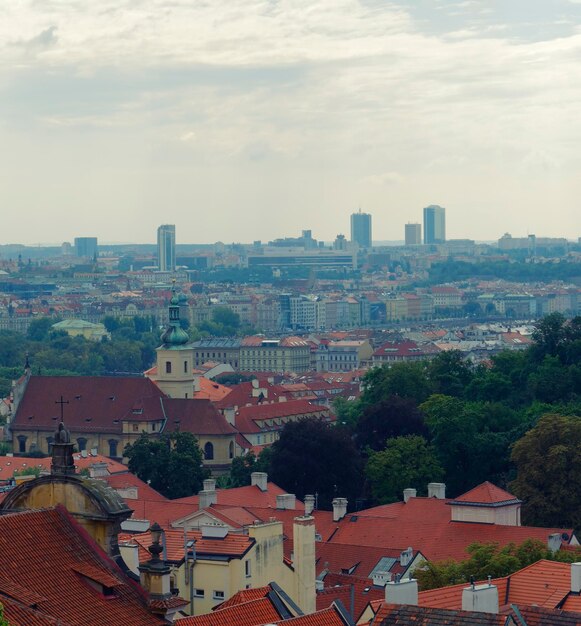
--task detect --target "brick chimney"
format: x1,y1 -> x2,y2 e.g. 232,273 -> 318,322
251,472 -> 268,491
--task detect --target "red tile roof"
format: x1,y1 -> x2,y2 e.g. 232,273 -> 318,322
176,597 -> 282,626
0,506 -> 164,626
162,398 -> 238,436
451,482 -> 519,505
13,376 -> 166,433
214,586 -> 272,609
234,400 -> 329,434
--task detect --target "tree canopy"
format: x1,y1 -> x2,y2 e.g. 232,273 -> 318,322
124,432 -> 209,499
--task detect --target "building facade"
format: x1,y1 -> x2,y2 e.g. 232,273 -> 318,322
405,223 -> 422,245
350,210 -> 372,249
423,205 -> 446,244
157,224 -> 176,272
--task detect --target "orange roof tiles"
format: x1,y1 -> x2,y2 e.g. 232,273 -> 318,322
0,506 -> 164,626
176,597 -> 282,626
451,482 -> 519,505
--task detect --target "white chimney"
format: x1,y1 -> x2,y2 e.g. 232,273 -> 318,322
276,494 -> 296,510
88,462 -> 109,478
461,582 -> 499,614
547,533 -> 562,553
203,478 -> 216,492
332,498 -> 348,522
372,571 -> 392,587
403,488 -> 417,503
198,489 -> 217,509
428,483 -> 446,499
304,494 -> 315,516
223,407 -> 235,426
385,578 -> 418,605
400,547 -> 413,567
251,472 -> 268,491
200,524 -> 228,539
572,563 -> 581,593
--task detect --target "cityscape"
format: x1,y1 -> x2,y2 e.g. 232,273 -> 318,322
1,1 -> 581,625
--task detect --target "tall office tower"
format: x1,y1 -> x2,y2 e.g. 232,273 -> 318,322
423,205 -> 446,244
157,224 -> 176,271
405,223 -> 422,245
74,237 -> 98,259
350,210 -> 372,249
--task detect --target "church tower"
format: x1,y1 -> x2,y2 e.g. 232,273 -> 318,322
154,284 -> 195,398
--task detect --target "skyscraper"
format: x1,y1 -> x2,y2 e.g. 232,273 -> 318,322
423,205 -> 446,244
157,224 -> 176,271
74,237 -> 98,259
405,223 -> 422,245
350,210 -> 372,249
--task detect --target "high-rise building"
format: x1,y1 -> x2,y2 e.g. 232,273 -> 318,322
350,210 -> 372,249
74,237 -> 98,259
405,223 -> 422,246
157,224 -> 176,271
423,205 -> 446,244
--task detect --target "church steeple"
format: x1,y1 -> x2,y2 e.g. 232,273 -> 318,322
160,281 -> 189,347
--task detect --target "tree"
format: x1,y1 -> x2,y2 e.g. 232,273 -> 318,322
361,362 -> 431,406
510,413 -> 581,527
269,418 -> 363,509
26,317 -> 55,341
355,396 -> 427,452
415,538 -> 581,590
0,603 -> 10,626
365,435 -> 444,504
226,448 -> 272,488
427,350 -> 474,398
124,432 -> 209,499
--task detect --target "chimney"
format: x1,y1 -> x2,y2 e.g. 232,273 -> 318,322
304,494 -> 315,516
461,581 -> 499,614
88,461 -> 109,478
372,571 -> 392,587
198,489 -> 217,509
400,547 -> 413,567
572,563 -> 581,594
428,482 -> 446,499
276,493 -> 296,510
223,407 -> 235,426
403,488 -> 416,503
332,498 -> 348,522
203,478 -> 216,492
385,578 -> 418,605
251,472 -> 268,491
293,516 -> 316,614
548,533 -> 562,553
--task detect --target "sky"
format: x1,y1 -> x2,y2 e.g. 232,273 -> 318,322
1,0 -> 580,246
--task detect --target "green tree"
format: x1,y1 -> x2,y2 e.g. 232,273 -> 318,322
510,413 -> 581,527
124,432 -> 209,499
26,317 -> 56,341
269,418 -> 363,509
361,362 -> 431,406
355,396 -> 427,452
0,603 -> 10,626
366,435 -> 444,504
427,350 -> 474,398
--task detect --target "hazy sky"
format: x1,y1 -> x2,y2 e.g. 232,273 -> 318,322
1,0 -> 580,245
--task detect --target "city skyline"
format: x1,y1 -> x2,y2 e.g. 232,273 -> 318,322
2,1 -> 581,244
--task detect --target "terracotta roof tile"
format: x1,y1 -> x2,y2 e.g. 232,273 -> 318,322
451,482 -> 519,505
176,597 -> 282,626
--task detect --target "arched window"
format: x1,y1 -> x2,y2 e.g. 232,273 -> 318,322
77,437 -> 87,452
229,441 -> 234,459
204,442 -> 214,460
108,439 -> 119,458
165,361 -> 172,374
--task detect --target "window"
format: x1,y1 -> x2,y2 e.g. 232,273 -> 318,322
184,360 -> 188,373
165,361 -> 172,374
132,424 -> 139,432
194,589 -> 205,598
229,441 -> 234,459
213,590 -> 225,601
245,560 -> 251,577
77,437 -> 87,452
204,442 -> 214,460
152,422 -> 157,432
17,436 -> 27,454
108,439 -> 118,457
